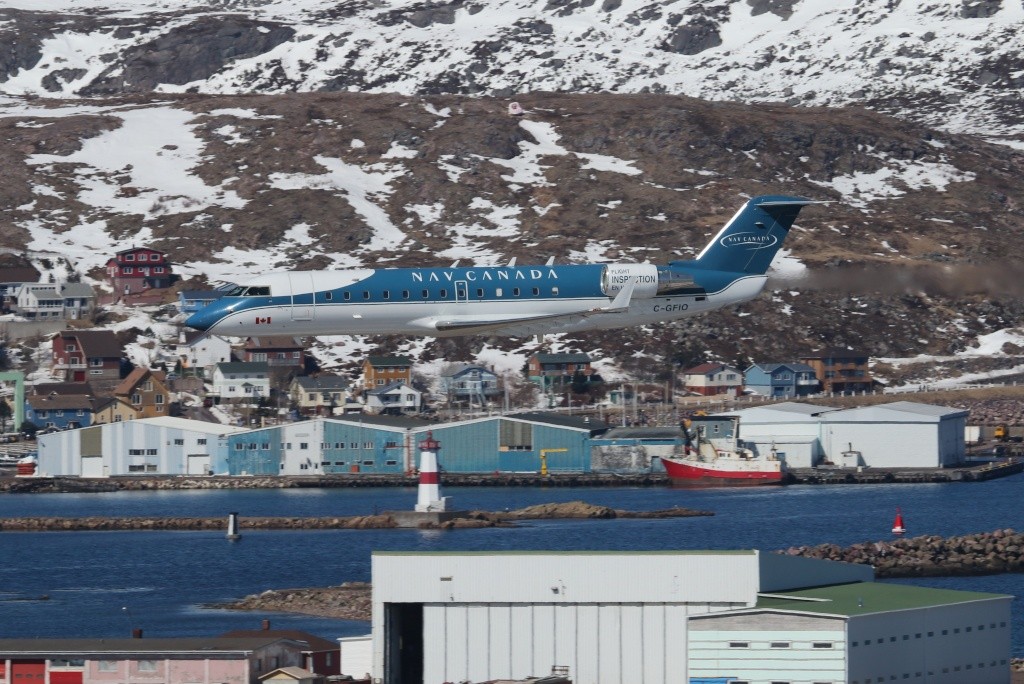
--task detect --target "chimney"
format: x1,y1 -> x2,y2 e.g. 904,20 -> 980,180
132,628 -> 143,639
262,619 -> 271,631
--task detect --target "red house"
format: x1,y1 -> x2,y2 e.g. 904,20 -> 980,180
106,246 -> 175,295
51,330 -> 122,382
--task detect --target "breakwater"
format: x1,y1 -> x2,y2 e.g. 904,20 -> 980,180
0,501 -> 712,532
783,528 -> 1024,578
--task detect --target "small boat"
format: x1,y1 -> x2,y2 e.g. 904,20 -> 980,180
892,507 -> 906,535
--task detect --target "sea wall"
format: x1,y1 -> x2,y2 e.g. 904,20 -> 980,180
782,528 -> 1024,578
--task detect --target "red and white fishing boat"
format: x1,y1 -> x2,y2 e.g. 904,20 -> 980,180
662,415 -> 783,486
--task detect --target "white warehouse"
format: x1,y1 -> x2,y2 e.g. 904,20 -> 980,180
728,401 -> 968,469
36,417 -> 247,477
370,550 -> 1011,684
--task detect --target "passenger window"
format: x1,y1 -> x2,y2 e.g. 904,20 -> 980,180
476,288 -> 484,298
532,287 -> 540,296
513,288 -> 520,297
362,291 -> 370,300
440,289 -> 448,298
383,291 -> 390,300
422,289 -> 430,299
402,290 -> 410,300
325,292 -> 333,301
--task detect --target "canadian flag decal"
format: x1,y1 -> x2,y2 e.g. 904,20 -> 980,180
256,316 -> 272,324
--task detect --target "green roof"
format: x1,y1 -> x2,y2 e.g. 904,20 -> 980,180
755,581 -> 1010,617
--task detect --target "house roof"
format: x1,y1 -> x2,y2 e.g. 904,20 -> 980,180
747,362 -> 816,374
114,368 -> 167,396
259,667 -> 317,681
60,283 -> 95,298
366,355 -> 412,367
0,637 -> 300,656
441,364 -> 497,378
25,394 -> 94,410
59,330 -> 122,358
821,401 -> 969,423
220,629 -> 337,652
0,265 -> 41,283
367,380 -> 419,396
683,362 -> 739,375
114,246 -> 167,256
31,382 -> 95,397
533,353 -> 591,364
246,336 -> 302,349
752,581 -> 1009,618
216,361 -> 270,374
293,374 -> 349,391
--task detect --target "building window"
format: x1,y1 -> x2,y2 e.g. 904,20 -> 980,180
771,642 -> 790,648
137,660 -> 157,672
728,642 -> 749,648
131,394 -> 141,405
300,443 -> 308,450
98,661 -> 118,672
812,642 -> 834,649
174,439 -> 184,445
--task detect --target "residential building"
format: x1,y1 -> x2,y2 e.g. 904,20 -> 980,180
222,625 -> 341,676
361,356 -> 412,391
800,349 -> 874,394
13,283 -> 64,320
59,283 -> 96,320
364,381 -> 421,415
258,667 -> 320,684
743,362 -> 819,397
51,330 -> 122,383
175,330 -> 233,377
290,374 -> 350,416
23,394 -> 94,430
244,336 -> 305,371
177,289 -> 226,314
527,352 -> 594,388
438,364 -> 501,407
0,263 -> 41,312
211,362 -> 271,401
105,246 -> 175,295
113,367 -> 170,419
681,362 -> 744,396
91,395 -> 138,424
0,637 -> 309,684
371,549 -> 1011,684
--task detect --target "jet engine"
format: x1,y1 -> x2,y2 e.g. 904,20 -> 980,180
601,264 -> 697,298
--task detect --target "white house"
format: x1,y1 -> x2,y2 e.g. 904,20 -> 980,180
176,331 -> 233,376
365,381 -> 421,414
211,361 -> 271,400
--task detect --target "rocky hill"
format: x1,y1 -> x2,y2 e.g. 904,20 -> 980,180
2,1 -> 1024,386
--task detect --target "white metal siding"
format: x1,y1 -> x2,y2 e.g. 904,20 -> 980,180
688,627 -> 846,682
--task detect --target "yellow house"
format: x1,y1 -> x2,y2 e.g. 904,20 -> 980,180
91,396 -> 138,424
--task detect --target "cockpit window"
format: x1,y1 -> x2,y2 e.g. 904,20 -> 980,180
226,285 -> 271,297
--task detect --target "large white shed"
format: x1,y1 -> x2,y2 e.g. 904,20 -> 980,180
726,402 -> 838,468
819,401 -> 968,468
370,550 -> 872,684
36,417 -> 246,477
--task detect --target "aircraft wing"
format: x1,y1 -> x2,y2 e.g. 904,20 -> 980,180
429,279 -> 636,336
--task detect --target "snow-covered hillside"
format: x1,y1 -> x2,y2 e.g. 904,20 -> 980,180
2,0 -> 1024,144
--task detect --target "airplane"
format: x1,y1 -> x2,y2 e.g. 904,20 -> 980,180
185,195 -> 814,338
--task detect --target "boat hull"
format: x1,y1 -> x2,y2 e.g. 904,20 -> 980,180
661,456 -> 783,487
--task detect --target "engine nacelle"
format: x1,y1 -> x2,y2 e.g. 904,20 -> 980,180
601,264 -> 697,298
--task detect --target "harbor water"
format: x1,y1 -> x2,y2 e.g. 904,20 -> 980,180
0,477 -> 1022,655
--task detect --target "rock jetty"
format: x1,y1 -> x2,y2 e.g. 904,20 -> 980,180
0,501 -> 711,532
207,582 -> 373,621
781,528 -> 1024,578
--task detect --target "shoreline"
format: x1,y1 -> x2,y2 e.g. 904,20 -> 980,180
1,460 -> 1020,494
0,501 -> 712,532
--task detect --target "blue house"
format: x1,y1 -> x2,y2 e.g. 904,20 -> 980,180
177,289 -> 226,314
743,363 -> 819,398
24,394 -> 94,430
438,364 -> 501,407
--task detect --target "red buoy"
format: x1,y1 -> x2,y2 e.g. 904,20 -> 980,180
892,507 -> 906,535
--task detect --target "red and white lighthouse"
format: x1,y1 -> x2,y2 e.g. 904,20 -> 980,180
415,431 -> 448,512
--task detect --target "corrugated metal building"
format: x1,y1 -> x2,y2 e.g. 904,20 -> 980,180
370,550 -> 872,684
36,417 -> 246,477
371,551 -> 1011,684
589,427 -> 678,472
726,401 -> 968,469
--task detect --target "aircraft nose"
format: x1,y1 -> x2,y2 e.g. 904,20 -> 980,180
185,311 -> 212,332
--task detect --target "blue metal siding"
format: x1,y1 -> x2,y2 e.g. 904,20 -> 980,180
322,422 -> 407,474
226,426 -> 282,475
422,422 -> 502,472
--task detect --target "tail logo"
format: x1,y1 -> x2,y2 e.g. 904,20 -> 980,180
720,233 -> 778,249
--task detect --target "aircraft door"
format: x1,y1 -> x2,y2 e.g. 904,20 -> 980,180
455,280 -> 468,303
289,272 -> 315,321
